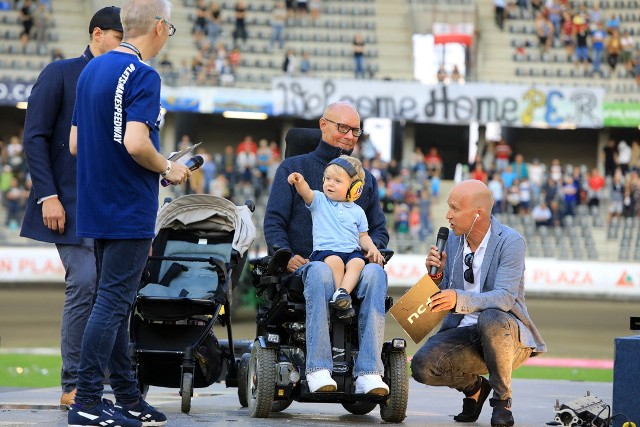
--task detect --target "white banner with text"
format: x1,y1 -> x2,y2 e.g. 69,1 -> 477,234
157,79 -> 606,128
271,78 -> 606,128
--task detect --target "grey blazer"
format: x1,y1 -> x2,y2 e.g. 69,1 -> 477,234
439,216 -> 547,355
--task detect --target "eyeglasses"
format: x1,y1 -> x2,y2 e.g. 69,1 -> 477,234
464,252 -> 475,283
155,16 -> 176,36
323,117 -> 363,137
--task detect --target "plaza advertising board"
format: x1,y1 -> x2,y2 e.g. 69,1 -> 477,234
3,248 -> 640,300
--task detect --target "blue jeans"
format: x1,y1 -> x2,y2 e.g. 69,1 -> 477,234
593,48 -> 603,73
410,309 -> 532,400
57,238 -> 97,393
354,55 -> 365,79
75,238 -> 152,405
300,261 -> 387,377
271,23 -> 284,49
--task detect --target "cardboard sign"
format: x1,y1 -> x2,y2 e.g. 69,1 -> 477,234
389,274 -> 448,344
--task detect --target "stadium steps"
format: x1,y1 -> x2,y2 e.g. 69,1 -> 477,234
475,0 -> 518,81
371,0 -> 413,81
44,0 -> 86,60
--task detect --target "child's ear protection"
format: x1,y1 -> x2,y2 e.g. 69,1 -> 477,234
328,157 -> 363,201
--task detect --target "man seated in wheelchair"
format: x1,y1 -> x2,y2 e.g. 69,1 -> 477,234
287,155 -> 385,320
264,101 -> 390,395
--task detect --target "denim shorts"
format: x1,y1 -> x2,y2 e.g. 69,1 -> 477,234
575,46 -> 589,61
310,250 -> 365,264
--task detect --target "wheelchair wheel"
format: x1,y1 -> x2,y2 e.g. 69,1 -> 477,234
180,372 -> 193,414
237,353 -> 250,408
248,342 -> 277,418
380,349 -> 409,423
342,401 -> 377,415
271,398 -> 293,413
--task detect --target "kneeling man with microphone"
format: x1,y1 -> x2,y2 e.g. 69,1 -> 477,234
410,179 -> 546,427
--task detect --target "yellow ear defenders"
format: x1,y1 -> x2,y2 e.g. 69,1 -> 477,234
328,157 -> 364,202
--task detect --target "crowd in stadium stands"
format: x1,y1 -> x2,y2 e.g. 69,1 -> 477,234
159,0 -> 370,87
5,1 -> 369,85
11,0 -> 52,54
3,127 -> 640,256
189,133 -> 640,245
508,0 -> 640,83
468,138 -> 640,229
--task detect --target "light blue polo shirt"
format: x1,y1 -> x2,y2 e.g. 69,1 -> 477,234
307,190 -> 368,252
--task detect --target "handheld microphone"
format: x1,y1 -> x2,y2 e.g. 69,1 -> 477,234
161,155 -> 204,187
429,226 -> 449,276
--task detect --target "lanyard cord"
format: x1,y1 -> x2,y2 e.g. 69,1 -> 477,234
120,42 -> 142,60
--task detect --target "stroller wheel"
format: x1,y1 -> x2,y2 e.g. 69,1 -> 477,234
181,372 -> 193,414
237,353 -> 250,408
247,342 -> 277,418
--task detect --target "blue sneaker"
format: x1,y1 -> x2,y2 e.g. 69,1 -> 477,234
68,398 -> 142,427
330,288 -> 352,309
115,399 -> 167,426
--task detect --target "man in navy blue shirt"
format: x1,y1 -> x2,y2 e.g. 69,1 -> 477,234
67,1 -> 189,426
20,5 -> 123,408
264,102 -> 390,395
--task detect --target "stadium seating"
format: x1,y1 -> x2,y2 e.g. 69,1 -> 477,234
0,0 -> 635,262
497,0 -> 640,100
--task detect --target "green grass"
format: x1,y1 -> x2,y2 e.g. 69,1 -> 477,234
0,354 -> 62,388
0,353 -> 613,388
513,366 -> 613,382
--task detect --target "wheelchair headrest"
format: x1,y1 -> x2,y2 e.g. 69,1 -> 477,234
284,128 -> 322,159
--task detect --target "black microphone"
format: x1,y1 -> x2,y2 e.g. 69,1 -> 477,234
429,226 -> 449,275
161,155 -> 204,187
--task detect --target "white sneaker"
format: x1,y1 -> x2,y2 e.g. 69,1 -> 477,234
306,369 -> 337,392
355,374 -> 389,396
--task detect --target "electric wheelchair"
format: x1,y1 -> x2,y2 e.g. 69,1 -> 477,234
236,128 -> 409,423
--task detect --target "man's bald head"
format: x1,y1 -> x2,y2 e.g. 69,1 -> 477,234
451,179 -> 494,215
322,101 -> 360,120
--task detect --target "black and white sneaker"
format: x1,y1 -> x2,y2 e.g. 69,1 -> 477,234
68,398 -> 142,427
115,399 -> 167,427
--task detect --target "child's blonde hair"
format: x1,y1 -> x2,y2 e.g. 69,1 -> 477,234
325,155 -> 365,185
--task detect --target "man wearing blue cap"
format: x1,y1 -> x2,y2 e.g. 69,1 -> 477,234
20,5 -> 123,408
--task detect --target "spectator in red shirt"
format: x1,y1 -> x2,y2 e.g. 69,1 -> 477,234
494,139 -> 512,172
470,163 -> 488,183
587,168 -> 606,207
269,140 -> 281,159
236,135 -> 257,154
424,147 -> 443,178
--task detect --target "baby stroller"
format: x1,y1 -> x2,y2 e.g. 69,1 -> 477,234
236,129 -> 409,422
129,194 -> 255,413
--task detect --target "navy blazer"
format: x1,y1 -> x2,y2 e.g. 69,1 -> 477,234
439,216 -> 547,355
20,47 -> 94,245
